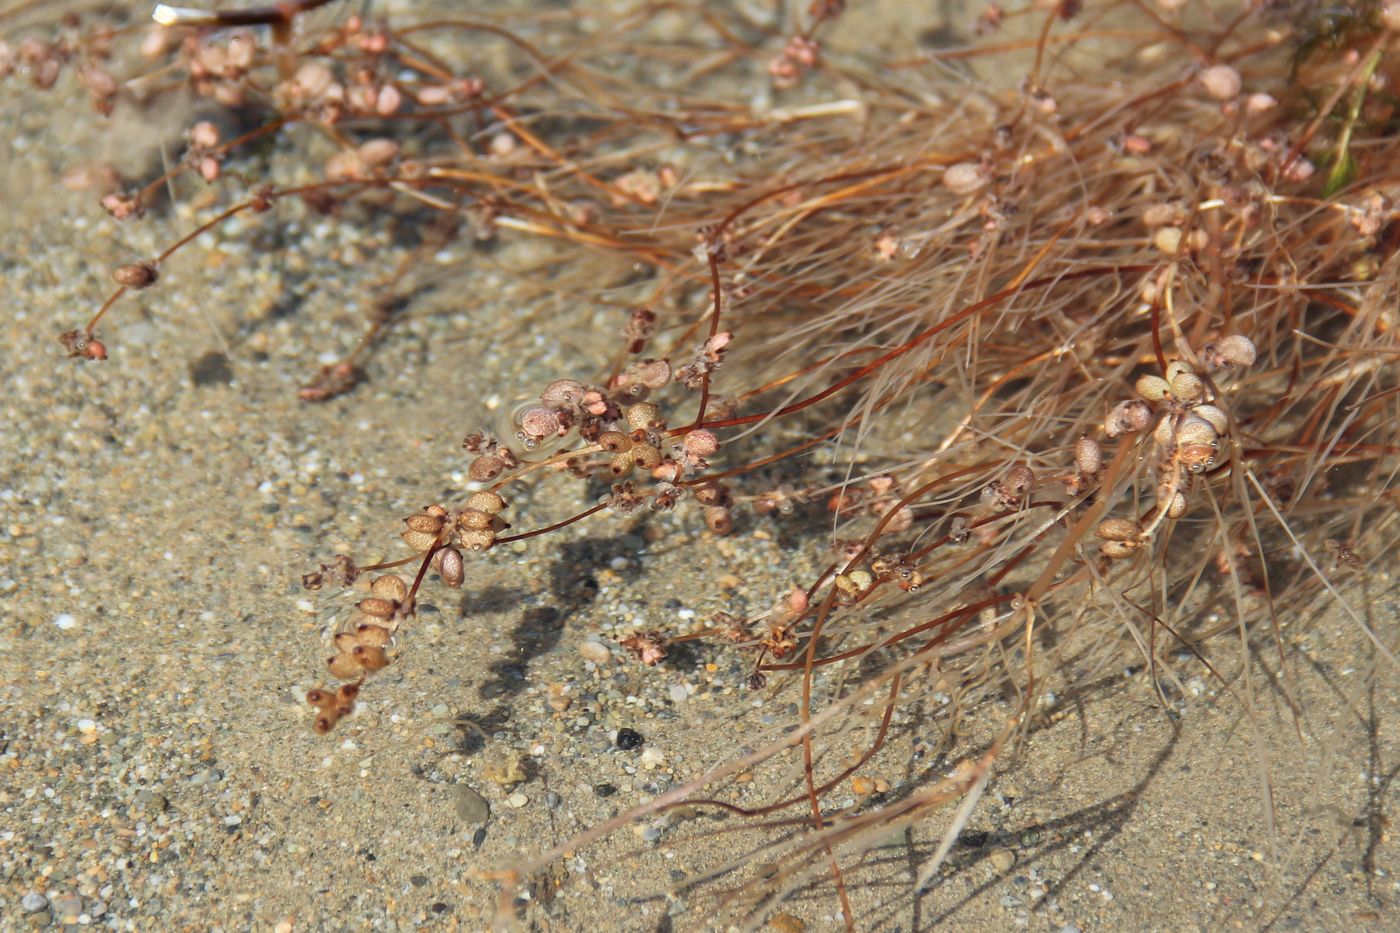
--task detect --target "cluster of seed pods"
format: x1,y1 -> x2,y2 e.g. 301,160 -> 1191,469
402,491 -> 510,559
1095,335 -> 1257,560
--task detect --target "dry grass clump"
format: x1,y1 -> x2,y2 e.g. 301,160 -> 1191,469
8,0 -> 1400,926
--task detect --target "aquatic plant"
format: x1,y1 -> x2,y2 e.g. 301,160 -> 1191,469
8,0 -> 1399,926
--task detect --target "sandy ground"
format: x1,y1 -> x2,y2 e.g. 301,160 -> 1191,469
2,2 -> 1399,932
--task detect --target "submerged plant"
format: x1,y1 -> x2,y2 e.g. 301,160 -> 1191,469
10,0 -> 1400,926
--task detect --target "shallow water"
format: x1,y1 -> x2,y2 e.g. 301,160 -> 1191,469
2,3 -> 1398,930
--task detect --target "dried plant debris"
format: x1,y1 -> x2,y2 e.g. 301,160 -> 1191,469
7,0 -> 1400,928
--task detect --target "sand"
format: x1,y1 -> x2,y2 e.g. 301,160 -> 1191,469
2,2 -> 1397,931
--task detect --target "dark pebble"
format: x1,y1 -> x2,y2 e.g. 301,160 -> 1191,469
472,827 -> 487,849
616,728 -> 644,751
594,783 -> 617,798
410,874 -> 428,888
190,350 -> 234,387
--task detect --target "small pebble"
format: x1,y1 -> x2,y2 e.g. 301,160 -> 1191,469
507,791 -> 529,808
21,893 -> 47,913
451,784 -> 490,825
594,783 -> 617,797
616,727 -> 644,751
990,847 -> 1017,872
667,684 -> 688,704
53,894 -> 84,922
640,747 -> 665,769
579,640 -> 611,664
54,613 -> 76,630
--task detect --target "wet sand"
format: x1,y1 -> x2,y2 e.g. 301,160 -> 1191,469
2,3 -> 1398,931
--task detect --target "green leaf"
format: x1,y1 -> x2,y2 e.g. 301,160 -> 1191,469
1323,149 -> 1356,199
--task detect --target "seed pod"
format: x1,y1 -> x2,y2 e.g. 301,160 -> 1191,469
458,527 -> 496,551
468,454 -> 505,482
632,444 -> 663,470
352,644 -> 390,672
1154,227 -> 1183,255
1135,374 -> 1171,401
293,60 -> 335,98
404,512 -> 445,535
1205,334 -> 1257,369
1175,415 -> 1218,449
357,137 -> 400,168
1074,436 -> 1102,475
1154,411 -> 1217,447
458,508 -> 494,530
598,431 -> 631,452
437,546 -> 465,588
466,490 -> 506,514
694,482 -> 730,506
1100,540 -> 1139,560
354,623 -> 393,647
518,406 -> 571,442
636,359 -> 671,389
1192,404 -> 1229,434
306,688 -> 335,710
609,450 -> 637,475
683,430 -> 720,457
1165,360 -> 1195,383
334,631 -> 361,652
1141,203 -> 1182,228
1178,444 -> 1217,472
652,460 -> 682,483
703,505 -> 733,535
328,651 -> 362,679
357,596 -> 396,619
943,161 -> 988,195
1244,92 -> 1277,115
1096,518 -> 1141,541
625,402 -> 663,431
313,711 -> 340,734
880,504 -> 914,532
1153,416 -> 1175,446
113,262 -> 158,289
1164,490 -> 1188,519
332,684 -> 358,716
371,574 -> 408,602
1200,64 -> 1241,101
540,379 -> 585,408
1169,371 -> 1205,405
834,569 -> 874,604
1105,400 -> 1154,437
401,528 -> 438,552
1004,465 -> 1034,495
